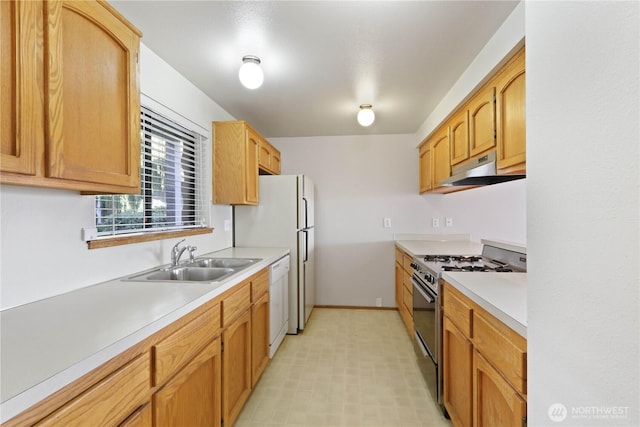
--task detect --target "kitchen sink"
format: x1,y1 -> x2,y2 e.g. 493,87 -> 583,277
124,257 -> 262,283
187,257 -> 261,269
143,266 -> 235,282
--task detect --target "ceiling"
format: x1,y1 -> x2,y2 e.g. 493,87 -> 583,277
111,1 -> 519,138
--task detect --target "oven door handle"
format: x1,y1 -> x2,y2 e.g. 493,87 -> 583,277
412,277 -> 436,303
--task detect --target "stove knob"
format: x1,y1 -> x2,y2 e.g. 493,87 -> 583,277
410,262 -> 418,270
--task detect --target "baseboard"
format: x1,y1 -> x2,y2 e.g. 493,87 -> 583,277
314,305 -> 398,311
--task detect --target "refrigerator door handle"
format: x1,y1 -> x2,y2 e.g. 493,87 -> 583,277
302,230 -> 308,262
302,197 -> 309,229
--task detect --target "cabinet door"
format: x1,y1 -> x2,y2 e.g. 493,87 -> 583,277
473,350 -> 526,427
154,338 -> 222,427
419,143 -> 432,193
222,309 -> 252,427
449,110 -> 469,166
395,261 -> 403,309
431,129 -> 450,188
469,86 -> 496,157
258,140 -> 271,172
36,354 -> 150,427
45,0 -> 140,189
119,403 -> 152,427
443,316 -> 473,427
0,0 -> 42,175
245,129 -> 259,204
495,48 -> 526,172
251,291 -> 270,387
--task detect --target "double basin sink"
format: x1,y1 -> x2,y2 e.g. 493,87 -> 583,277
125,257 -> 262,283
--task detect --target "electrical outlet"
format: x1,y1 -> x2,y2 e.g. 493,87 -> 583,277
383,218 -> 392,228
376,297 -> 382,307
432,218 -> 440,228
224,219 -> 231,231
445,217 -> 453,227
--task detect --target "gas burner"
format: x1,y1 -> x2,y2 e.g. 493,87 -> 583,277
442,265 -> 514,273
423,255 -> 452,262
451,255 -> 482,263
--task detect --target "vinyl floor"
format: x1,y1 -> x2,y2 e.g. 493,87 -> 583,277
235,308 -> 453,427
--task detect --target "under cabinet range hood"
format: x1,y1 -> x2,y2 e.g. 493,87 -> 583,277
440,151 -> 525,186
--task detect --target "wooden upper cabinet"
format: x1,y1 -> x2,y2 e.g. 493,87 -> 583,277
258,137 -> 281,175
213,120 -> 280,205
449,109 -> 469,166
45,0 -> 141,189
1,0 -> 142,194
495,47 -> 526,173
431,127 -> 451,189
418,142 -> 432,193
1,0 -> 42,176
468,85 -> 496,157
245,128 -> 259,204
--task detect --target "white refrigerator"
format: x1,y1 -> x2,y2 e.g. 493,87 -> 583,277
234,175 -> 315,334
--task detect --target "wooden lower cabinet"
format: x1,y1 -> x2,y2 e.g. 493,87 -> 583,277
394,246 -> 414,336
473,351 -> 527,427
34,354 -> 150,427
442,317 -> 473,427
2,267 -> 274,427
153,339 -> 221,427
222,309 -> 252,427
120,404 -> 152,427
251,291 -> 270,387
442,281 -> 527,427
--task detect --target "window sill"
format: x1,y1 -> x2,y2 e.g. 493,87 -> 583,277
87,228 -> 214,249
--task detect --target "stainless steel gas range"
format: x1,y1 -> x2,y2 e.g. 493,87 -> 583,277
410,242 -> 527,414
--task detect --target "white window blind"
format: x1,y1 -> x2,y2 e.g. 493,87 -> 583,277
95,106 -> 207,237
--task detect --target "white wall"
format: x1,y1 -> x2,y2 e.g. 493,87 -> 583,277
0,45 -> 235,310
527,2 -> 639,425
271,134 -> 526,307
417,1 -> 525,142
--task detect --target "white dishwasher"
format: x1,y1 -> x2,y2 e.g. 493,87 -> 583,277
269,255 -> 290,358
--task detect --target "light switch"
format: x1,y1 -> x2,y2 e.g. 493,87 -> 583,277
445,217 -> 453,227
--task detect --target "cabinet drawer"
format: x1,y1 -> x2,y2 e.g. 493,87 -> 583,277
473,311 -> 527,395
443,283 -> 473,337
402,253 -> 414,273
403,271 -> 413,290
36,353 -> 150,427
222,281 -> 251,328
395,247 -> 404,265
153,305 -> 220,386
402,285 -> 413,317
250,268 -> 270,303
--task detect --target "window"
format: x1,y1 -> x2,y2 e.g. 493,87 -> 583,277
95,106 -> 207,237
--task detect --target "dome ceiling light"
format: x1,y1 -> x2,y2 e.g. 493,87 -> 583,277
357,104 -> 375,127
238,55 -> 264,89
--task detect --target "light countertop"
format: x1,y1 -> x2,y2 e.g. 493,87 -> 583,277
396,239 -> 483,257
442,272 -> 527,337
0,247 -> 289,423
394,235 -> 526,338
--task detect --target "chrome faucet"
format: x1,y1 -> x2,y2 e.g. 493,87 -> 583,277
171,239 -> 197,266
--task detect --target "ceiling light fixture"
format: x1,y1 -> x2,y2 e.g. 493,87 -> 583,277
238,55 -> 264,89
357,104 -> 375,127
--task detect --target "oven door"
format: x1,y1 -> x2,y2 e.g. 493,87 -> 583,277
412,274 -> 438,363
